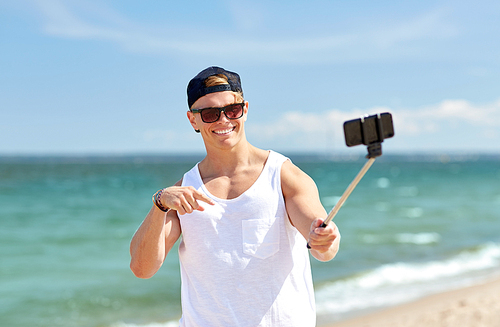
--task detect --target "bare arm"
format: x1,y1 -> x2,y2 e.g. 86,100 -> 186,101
281,160 -> 340,262
129,206 -> 181,278
129,181 -> 214,278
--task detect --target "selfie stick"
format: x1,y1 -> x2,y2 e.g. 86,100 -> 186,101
320,157 -> 375,228
308,113 -> 394,249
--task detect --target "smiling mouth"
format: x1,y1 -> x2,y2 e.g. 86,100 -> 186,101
213,127 -> 235,135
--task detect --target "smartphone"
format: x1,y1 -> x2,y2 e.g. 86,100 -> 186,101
343,112 -> 394,147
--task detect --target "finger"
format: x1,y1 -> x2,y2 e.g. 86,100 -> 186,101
193,191 -> 215,205
313,217 -> 326,228
315,220 -> 335,234
316,219 -> 327,230
180,198 -> 195,214
188,201 -> 206,212
176,205 -> 187,216
177,203 -> 205,214
174,194 -> 207,214
307,228 -> 320,247
186,193 -> 211,212
307,238 -> 328,251
308,231 -> 321,244
307,231 -> 326,250
184,193 -> 200,211
321,223 -> 338,236
315,225 -> 330,234
310,219 -> 323,234
187,202 -> 198,214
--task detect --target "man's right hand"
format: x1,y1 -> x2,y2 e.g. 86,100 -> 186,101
160,186 -> 215,215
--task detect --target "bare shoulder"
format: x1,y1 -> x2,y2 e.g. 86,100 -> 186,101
281,159 -> 317,196
253,147 -> 272,164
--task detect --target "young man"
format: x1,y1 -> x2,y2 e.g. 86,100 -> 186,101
130,66 -> 340,326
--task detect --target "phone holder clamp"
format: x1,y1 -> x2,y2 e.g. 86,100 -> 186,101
361,113 -> 385,159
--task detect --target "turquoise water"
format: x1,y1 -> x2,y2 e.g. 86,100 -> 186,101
1,154 -> 499,326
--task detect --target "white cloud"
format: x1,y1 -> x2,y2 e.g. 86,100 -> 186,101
247,99 -> 500,153
29,0 -> 458,63
393,99 -> 500,134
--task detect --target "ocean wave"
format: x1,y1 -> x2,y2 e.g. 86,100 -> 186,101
402,206 -> 424,218
395,232 -> 441,244
316,242 -> 500,319
362,232 -> 441,245
110,321 -> 179,327
376,178 -> 390,188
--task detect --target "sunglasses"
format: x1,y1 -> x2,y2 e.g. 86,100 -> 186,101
191,103 -> 245,123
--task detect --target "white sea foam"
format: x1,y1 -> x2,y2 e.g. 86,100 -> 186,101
316,242 -> 500,320
376,177 -> 390,188
395,232 -> 441,244
111,321 -> 179,327
362,232 -> 441,245
111,244 -> 500,327
402,206 -> 423,218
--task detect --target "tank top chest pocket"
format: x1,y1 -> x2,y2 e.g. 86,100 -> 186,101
242,218 -> 280,259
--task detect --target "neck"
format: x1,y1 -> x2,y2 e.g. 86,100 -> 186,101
203,140 -> 254,173
200,140 -> 272,181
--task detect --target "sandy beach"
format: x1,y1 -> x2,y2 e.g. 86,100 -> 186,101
326,276 -> 500,327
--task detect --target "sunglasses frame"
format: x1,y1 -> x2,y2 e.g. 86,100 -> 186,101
191,102 -> 245,123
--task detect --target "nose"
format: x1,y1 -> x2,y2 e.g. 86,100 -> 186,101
217,109 -> 231,123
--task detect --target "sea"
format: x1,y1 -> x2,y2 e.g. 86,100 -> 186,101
1,153 -> 499,327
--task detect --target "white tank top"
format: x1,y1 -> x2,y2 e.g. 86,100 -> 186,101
178,151 -> 315,327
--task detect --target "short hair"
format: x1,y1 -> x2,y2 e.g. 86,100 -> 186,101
204,74 -> 244,103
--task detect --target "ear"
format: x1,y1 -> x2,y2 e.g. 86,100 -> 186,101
187,111 -> 200,132
242,101 -> 249,122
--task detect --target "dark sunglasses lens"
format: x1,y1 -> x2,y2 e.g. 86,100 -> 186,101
201,109 -> 220,123
225,104 -> 243,119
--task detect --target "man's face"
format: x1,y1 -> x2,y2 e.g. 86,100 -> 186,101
188,91 -> 248,150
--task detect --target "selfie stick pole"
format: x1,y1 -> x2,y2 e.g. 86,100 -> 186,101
306,155 -> 376,248
320,157 -> 375,227
307,145 -> 380,248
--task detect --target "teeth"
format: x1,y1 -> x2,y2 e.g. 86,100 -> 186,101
214,128 -> 233,135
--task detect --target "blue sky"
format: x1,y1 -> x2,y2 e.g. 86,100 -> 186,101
1,0 -> 499,155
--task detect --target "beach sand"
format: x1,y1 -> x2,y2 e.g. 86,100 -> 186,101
325,276 -> 500,327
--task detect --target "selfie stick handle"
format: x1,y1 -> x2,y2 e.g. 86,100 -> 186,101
321,157 -> 375,227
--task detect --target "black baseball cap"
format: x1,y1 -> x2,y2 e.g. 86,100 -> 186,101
187,66 -> 243,108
